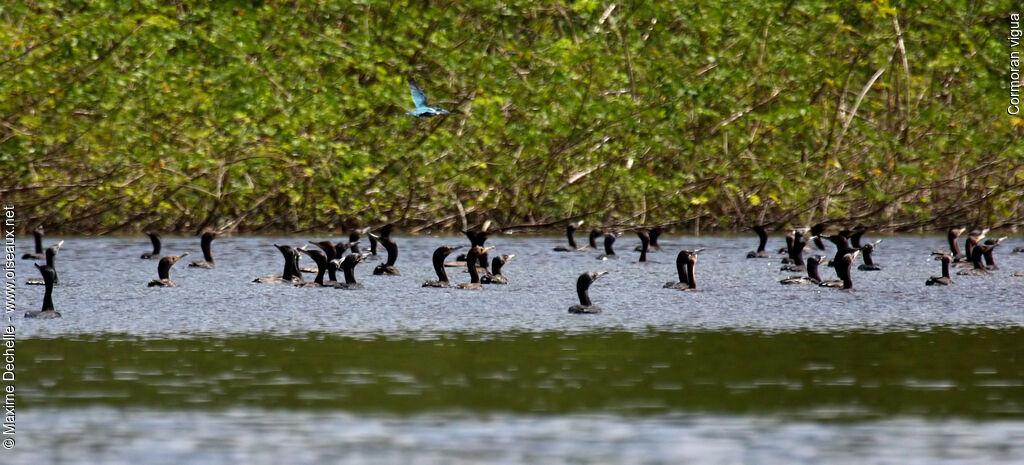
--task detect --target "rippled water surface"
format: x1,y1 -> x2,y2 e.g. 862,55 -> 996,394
9,235 -> 1024,463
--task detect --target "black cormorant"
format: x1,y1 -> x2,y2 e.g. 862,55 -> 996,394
334,253 -> 368,289
926,253 -> 953,286
141,231 -> 162,259
457,246 -> 495,290
188,231 -> 216,269
781,255 -> 825,285
569,271 -> 608,314
253,245 -> 303,283
371,232 -> 400,276
25,263 -> 60,318
553,221 -> 585,252
858,240 -> 882,271
295,248 -> 330,287
423,245 -> 463,287
148,253 -> 189,287
481,254 -> 515,284
26,241 -> 63,285
596,232 -> 619,260
22,226 -> 45,260
746,224 -> 770,258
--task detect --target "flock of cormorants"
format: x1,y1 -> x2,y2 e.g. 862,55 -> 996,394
18,220 -> 1024,319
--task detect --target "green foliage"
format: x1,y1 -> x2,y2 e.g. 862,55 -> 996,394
1,0 -> 1021,233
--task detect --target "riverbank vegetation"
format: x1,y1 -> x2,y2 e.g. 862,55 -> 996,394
2,1 -> 1022,234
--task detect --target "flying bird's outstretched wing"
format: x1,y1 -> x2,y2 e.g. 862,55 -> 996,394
408,78 -> 429,108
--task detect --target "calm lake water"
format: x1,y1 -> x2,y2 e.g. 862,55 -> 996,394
10,235 -> 1024,464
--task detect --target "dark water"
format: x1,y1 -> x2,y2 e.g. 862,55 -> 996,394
9,236 -> 1024,463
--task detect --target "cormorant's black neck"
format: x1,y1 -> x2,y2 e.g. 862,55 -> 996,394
383,238 -> 398,266
200,233 -> 215,262
348,232 -> 360,254
603,235 -> 616,255
343,258 -> 358,284
466,248 -> 482,283
327,260 -> 338,282
970,246 -> 986,270
807,258 -> 822,282
948,231 -> 961,256
157,257 -> 175,280
369,235 -> 379,255
576,275 -> 593,306
675,251 -> 689,284
37,265 -> 55,311
306,251 -> 328,285
276,246 -> 300,281
33,230 -> 43,254
810,223 -> 827,250
491,256 -> 505,276
637,231 -> 649,262
589,230 -> 601,248
788,234 -> 806,266
432,248 -> 450,282
649,228 -> 663,248
147,233 -> 161,254
862,248 -> 876,266
940,257 -> 951,278
565,225 -> 579,249
754,225 -> 768,253
983,249 -> 996,267
850,229 -> 867,249
841,257 -> 854,288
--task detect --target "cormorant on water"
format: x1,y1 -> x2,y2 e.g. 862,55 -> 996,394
959,228 -> 988,267
587,229 -> 602,250
635,227 -> 664,252
935,227 -> 967,261
295,248 -> 330,287
820,250 -> 858,289
780,229 -> 811,271
253,245 -> 303,283
569,271 -> 608,314
22,226 -> 45,259
423,245 -> 463,288
781,255 -> 825,285
956,242 -> 994,276
148,253 -> 189,287
188,231 -> 216,269
596,232 -> 619,260
457,246 -> 495,290
141,231 -> 162,259
553,220 -> 585,252
347,231 -> 362,254
636,229 -> 651,262
809,223 -> 828,251
26,241 -> 63,285
858,240 -> 882,271
448,228 -> 490,269
370,232 -> 397,276
335,253 -> 368,289
746,224 -> 770,258
26,263 -> 60,318
481,254 -> 515,284
926,253 -> 954,286
664,249 -> 702,290
849,225 -> 871,250
982,237 -> 1007,270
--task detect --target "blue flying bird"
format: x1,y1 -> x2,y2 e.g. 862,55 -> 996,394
406,78 -> 451,118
